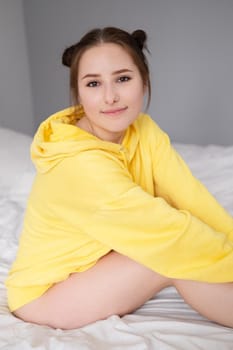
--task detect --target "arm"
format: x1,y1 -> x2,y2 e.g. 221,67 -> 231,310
48,150 -> 233,282
148,119 -> 233,237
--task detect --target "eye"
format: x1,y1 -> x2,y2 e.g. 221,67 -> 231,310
86,81 -> 100,87
117,76 -> 131,83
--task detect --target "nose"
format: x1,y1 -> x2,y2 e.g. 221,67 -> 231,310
103,84 -> 119,105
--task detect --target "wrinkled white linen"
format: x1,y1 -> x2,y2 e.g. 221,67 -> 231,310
0,127 -> 233,349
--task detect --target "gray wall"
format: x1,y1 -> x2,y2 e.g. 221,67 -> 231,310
0,0 -> 34,135
2,0 -> 233,144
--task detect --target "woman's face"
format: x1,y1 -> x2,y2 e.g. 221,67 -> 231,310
77,43 -> 146,143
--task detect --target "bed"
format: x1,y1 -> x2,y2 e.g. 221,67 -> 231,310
1,126 -> 233,349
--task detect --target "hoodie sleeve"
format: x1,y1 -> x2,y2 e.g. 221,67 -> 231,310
49,149 -> 233,282
145,120 -> 233,239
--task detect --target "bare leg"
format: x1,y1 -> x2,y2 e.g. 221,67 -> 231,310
14,251 -> 171,330
173,279 -> 233,328
14,251 -> 233,330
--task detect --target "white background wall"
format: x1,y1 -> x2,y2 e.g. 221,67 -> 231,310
0,0 -> 33,135
1,0 -> 233,144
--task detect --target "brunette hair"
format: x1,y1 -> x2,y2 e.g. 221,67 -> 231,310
62,27 -> 151,109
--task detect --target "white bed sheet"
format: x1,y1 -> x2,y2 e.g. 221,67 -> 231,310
0,127 -> 233,350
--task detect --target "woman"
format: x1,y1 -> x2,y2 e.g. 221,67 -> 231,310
6,27 -> 233,330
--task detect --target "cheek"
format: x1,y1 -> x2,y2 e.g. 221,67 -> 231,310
78,89 -> 100,109
128,85 -> 145,104
132,87 -> 145,113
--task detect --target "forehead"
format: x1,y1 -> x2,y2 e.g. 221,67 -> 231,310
78,43 -> 137,72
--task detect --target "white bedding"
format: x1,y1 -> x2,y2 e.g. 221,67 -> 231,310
0,127 -> 233,349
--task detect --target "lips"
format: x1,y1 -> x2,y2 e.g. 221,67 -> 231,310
101,106 -> 128,115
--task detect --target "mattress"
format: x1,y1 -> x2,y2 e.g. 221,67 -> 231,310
0,127 -> 233,349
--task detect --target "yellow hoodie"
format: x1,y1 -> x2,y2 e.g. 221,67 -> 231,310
6,106 -> 233,311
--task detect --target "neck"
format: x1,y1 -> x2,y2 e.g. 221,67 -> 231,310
77,117 -> 124,144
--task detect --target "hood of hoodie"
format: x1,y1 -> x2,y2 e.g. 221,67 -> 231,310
31,106 -> 140,173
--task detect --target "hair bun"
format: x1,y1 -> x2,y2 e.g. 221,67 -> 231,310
131,29 -> 147,50
62,44 -> 78,67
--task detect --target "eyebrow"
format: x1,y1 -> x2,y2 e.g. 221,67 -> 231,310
81,69 -> 133,80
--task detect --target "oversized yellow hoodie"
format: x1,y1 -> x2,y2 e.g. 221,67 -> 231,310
6,106 -> 233,311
